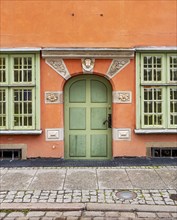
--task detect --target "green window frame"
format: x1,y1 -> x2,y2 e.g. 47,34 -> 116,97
136,52 -> 177,130
0,53 -> 40,131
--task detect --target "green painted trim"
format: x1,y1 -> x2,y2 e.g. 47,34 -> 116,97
35,53 -> 41,130
0,52 -> 41,131
136,53 -> 141,129
136,52 -> 177,130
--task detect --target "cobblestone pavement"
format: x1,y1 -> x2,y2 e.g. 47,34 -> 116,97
1,210 -> 177,220
0,189 -> 177,205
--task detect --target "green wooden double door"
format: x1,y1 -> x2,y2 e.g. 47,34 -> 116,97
64,75 -> 112,159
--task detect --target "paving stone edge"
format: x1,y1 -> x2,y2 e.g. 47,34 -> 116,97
0,203 -> 177,213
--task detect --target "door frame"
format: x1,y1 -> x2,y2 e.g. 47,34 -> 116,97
64,74 -> 112,160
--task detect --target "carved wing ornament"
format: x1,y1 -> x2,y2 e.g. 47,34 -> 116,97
45,58 -> 71,80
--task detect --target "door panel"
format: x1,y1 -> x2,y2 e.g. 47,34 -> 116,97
69,107 -> 86,130
91,134 -> 107,157
69,135 -> 86,157
64,75 -> 112,160
91,80 -> 107,103
91,107 -> 107,130
69,80 -> 86,103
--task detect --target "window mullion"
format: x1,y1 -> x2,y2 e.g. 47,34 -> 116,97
161,87 -> 166,128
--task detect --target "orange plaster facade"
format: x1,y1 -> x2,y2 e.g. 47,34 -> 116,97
0,0 -> 177,159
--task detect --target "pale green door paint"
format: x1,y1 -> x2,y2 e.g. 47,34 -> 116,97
64,75 -> 112,160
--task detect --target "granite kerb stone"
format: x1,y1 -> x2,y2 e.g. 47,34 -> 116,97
1,203 -> 177,213
0,203 -> 85,211
86,203 -> 177,212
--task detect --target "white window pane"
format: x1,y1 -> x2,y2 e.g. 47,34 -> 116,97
143,88 -> 163,126
13,89 -> 33,128
169,56 -> 177,81
0,57 -> 6,83
0,89 -> 6,127
170,88 -> 177,125
143,56 -> 162,82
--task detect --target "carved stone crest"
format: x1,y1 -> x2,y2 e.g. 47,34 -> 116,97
81,58 -> 95,73
45,58 -> 71,80
46,93 -> 58,102
45,91 -> 63,104
113,91 -> 132,103
106,58 -> 130,79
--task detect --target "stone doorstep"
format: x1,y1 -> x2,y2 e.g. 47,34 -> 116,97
0,203 -> 177,213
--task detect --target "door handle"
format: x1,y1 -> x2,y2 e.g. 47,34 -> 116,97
103,114 -> 112,128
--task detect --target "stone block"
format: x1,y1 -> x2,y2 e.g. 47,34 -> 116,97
137,212 -> 156,218
26,211 -> 45,217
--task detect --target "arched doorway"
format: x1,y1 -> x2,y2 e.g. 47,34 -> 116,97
64,75 -> 112,159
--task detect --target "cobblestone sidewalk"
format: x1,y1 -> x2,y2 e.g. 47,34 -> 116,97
1,189 -> 177,205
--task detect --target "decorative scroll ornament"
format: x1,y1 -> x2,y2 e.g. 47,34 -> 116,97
45,91 -> 63,104
81,58 -> 95,73
106,58 -> 130,79
46,93 -> 58,102
45,58 -> 71,80
113,91 -> 132,103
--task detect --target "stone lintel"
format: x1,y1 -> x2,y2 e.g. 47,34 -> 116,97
42,48 -> 134,59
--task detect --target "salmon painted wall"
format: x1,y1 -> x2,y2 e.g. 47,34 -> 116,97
1,0 -> 177,48
0,57 -> 176,158
0,0 -> 177,158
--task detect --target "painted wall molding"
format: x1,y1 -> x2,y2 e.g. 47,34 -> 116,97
45,58 -> 71,80
45,91 -> 63,104
45,128 -> 64,141
113,128 -> 131,141
113,91 -> 132,103
106,58 -> 130,79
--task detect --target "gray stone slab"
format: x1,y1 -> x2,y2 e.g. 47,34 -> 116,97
28,169 -> 66,190
0,168 -> 8,176
126,169 -> 166,189
0,202 -> 85,211
97,169 -> 133,189
155,168 -> 177,189
64,169 -> 97,190
86,203 -> 177,212
0,169 -> 37,190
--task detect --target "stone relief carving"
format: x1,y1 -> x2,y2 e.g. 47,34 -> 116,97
45,128 -> 64,141
106,58 -> 130,79
45,58 -> 71,80
45,91 -> 63,104
81,58 -> 95,73
113,91 -> 132,103
113,128 -> 131,141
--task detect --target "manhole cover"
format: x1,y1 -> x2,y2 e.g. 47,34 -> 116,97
170,194 -> 177,201
115,190 -> 137,200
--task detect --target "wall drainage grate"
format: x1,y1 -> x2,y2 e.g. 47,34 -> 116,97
170,194 -> 177,201
115,191 -> 137,200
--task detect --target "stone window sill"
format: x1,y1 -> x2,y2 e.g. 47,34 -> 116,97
0,130 -> 42,135
134,129 -> 177,134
